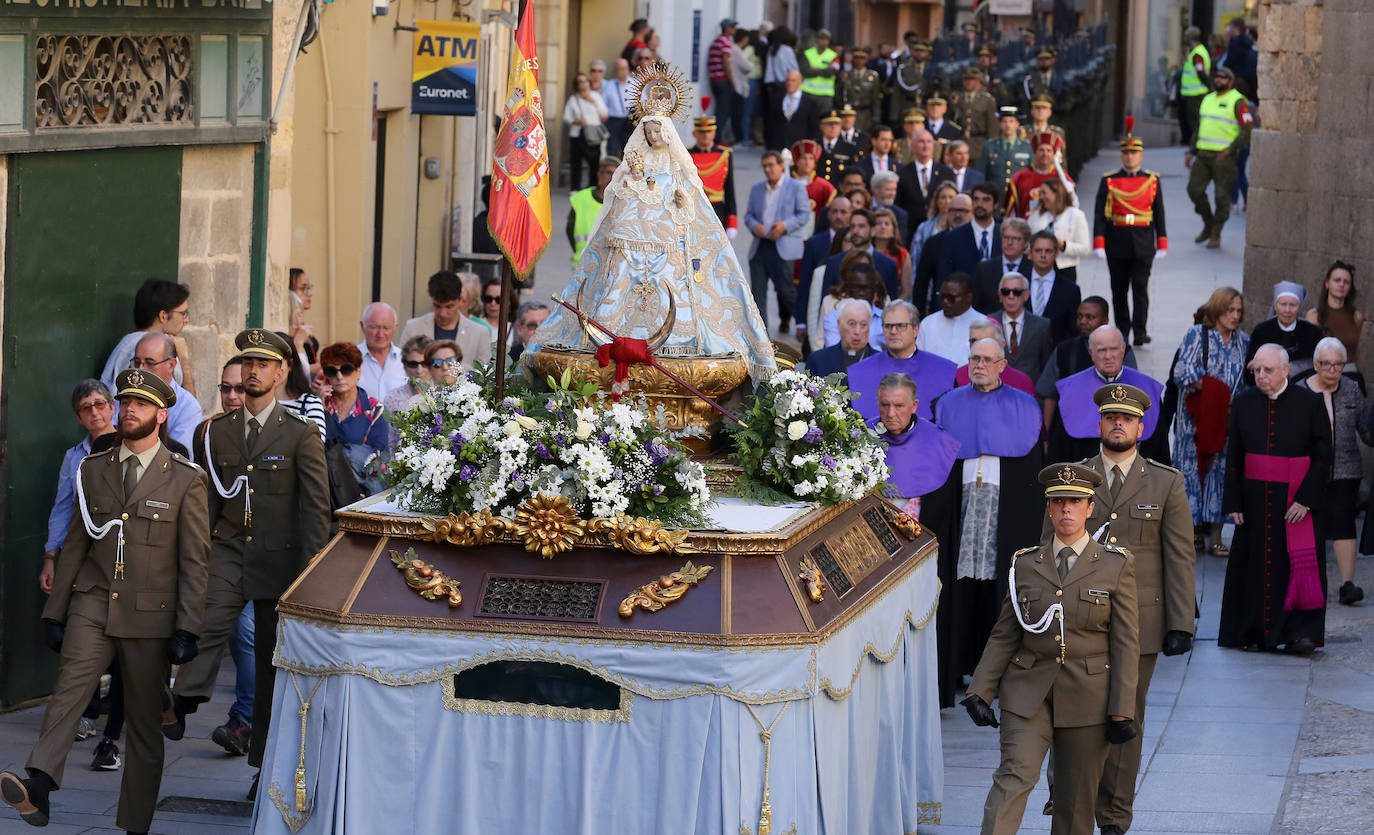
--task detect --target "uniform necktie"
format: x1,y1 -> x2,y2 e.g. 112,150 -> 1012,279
247,418 -> 261,452
123,456 -> 140,502
1009,321 -> 1020,356
1111,465 -> 1125,502
979,229 -> 990,260
1058,546 -> 1074,581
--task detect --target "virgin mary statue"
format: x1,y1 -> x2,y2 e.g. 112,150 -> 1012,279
524,62 -> 776,383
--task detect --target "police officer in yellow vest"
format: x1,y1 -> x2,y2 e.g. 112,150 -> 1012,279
1177,27 -> 1213,153
1185,67 -> 1252,249
800,29 -> 839,115
567,155 -> 619,265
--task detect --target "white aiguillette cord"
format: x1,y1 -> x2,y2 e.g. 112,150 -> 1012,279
74,461 -> 125,578
1008,552 -> 1066,663
203,426 -> 251,525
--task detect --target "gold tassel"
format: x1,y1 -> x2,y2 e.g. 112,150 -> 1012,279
288,672 -> 325,814
745,702 -> 790,835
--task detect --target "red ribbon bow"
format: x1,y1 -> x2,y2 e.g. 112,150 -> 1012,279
595,337 -> 654,400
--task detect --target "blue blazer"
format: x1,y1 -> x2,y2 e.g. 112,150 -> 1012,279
937,221 -> 1001,284
818,248 -> 900,303
797,230 -> 840,328
745,178 -> 813,261
802,343 -> 877,378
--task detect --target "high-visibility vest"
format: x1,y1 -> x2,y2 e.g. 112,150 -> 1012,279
1196,88 -> 1244,152
1180,43 -> 1211,97
801,47 -> 837,98
569,187 -> 602,264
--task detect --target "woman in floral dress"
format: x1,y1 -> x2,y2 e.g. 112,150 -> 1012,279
1172,287 -> 1249,555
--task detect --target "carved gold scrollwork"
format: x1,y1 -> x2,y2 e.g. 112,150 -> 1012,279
618,561 -> 714,617
890,513 -> 922,540
797,557 -> 825,603
421,508 -> 510,547
390,548 -> 463,607
586,513 -> 697,556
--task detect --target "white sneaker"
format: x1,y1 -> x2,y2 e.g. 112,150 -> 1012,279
74,716 -> 96,741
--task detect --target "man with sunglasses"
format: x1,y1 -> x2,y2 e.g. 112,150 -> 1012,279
130,333 -> 203,452
163,329 -> 330,802
991,273 -> 1052,381
973,217 -> 1033,313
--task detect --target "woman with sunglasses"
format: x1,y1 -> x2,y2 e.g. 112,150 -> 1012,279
423,340 -> 464,386
319,342 -> 391,458
384,335 -> 432,413
479,278 -> 505,337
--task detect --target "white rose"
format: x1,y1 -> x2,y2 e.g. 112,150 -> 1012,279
575,420 -> 594,440
786,420 -> 808,441
503,420 -> 522,438
514,414 -> 540,431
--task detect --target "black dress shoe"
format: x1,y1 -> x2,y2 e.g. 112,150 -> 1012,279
1286,637 -> 1316,655
160,687 -> 186,741
1242,642 -> 1263,652
1101,826 -> 1125,835
1339,580 -> 1364,605
0,771 -> 51,827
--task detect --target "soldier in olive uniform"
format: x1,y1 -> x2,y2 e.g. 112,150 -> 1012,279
979,46 -> 1014,106
163,328 -> 330,794
1028,93 -> 1068,161
1022,46 -> 1063,109
818,110 -> 857,185
839,47 -> 884,133
890,37 -> 940,120
2,371 -> 210,832
982,106 -> 1033,198
952,66 -> 1001,169
963,463 -> 1140,835
838,104 -> 871,155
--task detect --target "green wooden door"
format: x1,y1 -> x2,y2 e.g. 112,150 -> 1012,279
1,147 -> 181,706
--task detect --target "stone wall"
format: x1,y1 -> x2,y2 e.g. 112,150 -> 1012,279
178,144 -> 257,413
1245,0 -> 1374,369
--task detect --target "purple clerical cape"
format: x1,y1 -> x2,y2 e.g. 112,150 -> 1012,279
1055,367 -> 1165,439
935,383 -> 1042,458
847,350 -> 958,423
879,417 -> 962,498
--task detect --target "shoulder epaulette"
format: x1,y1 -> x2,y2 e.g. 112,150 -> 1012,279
1144,457 -> 1180,474
211,410 -> 237,422
283,409 -> 310,424
171,452 -> 203,471
1143,169 -> 1160,178
1101,542 -> 1131,557
1012,545 -> 1039,558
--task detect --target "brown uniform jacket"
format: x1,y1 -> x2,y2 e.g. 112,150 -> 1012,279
969,539 -> 1140,726
194,402 -> 331,600
45,444 -> 211,638
1041,454 -> 1196,655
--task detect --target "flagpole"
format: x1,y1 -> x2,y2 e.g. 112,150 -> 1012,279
493,259 -> 513,404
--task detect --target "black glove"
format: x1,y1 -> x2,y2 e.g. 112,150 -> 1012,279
1162,630 -> 1193,656
1106,718 -> 1136,744
42,619 -> 65,653
961,694 -> 1000,728
166,630 -> 199,665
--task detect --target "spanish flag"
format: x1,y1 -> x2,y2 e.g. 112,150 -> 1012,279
487,1 -> 552,278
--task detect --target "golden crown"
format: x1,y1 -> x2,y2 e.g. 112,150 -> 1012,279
626,61 -> 692,123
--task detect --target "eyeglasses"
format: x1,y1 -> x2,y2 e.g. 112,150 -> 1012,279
430,357 -> 460,368
218,384 -> 246,394
968,356 -> 1004,366
402,359 -> 425,370
169,308 -> 190,319
1315,360 -> 1344,370
322,364 -> 357,377
130,356 -> 175,369
1000,288 -> 1026,297
483,295 -> 502,304
882,322 -> 913,331
76,400 -> 111,413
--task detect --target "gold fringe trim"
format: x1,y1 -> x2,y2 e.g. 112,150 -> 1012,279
268,783 -> 311,833
440,676 -> 634,723
917,800 -> 942,824
817,581 -> 941,701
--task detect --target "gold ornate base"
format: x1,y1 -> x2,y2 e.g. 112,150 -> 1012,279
529,347 -> 749,455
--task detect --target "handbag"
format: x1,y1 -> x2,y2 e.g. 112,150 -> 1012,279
582,121 -> 609,144
1182,327 -> 1231,479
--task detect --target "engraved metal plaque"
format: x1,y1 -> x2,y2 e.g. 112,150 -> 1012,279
863,507 -> 902,557
808,543 -> 854,597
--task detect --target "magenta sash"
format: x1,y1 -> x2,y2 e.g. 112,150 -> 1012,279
1244,453 -> 1323,611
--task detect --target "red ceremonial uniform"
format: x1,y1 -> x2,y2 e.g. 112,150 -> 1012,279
1002,165 -> 1066,219
1092,170 -> 1167,252
689,144 -> 738,230
800,174 -> 836,226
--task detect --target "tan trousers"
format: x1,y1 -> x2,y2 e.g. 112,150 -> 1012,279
27,610 -> 168,832
981,699 -> 1111,835
1097,651 -> 1159,829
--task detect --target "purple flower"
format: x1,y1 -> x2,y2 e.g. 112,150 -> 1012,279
555,434 -> 568,447
803,427 -> 824,444
450,431 -> 466,445
653,484 -> 664,496
612,467 -> 623,479
599,433 -> 611,444
545,399 -> 556,411
849,428 -> 861,439
535,443 -> 553,460
648,441 -> 670,467
807,382 -> 821,397
821,454 -> 836,469
459,465 -> 477,480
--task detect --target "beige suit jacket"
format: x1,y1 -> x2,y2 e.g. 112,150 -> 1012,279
969,539 -> 1140,726
399,311 -> 493,370
46,445 -> 211,638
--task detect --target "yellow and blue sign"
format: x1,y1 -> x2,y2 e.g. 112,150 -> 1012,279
412,20 -> 480,116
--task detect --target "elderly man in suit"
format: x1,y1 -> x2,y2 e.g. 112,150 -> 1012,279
896,128 -> 957,224
162,329 -> 331,799
1027,230 -> 1082,344
802,298 -> 878,377
963,462 -> 1140,835
2,371 -> 210,832
974,217 -> 1033,313
768,70 -> 820,153
992,272 -> 1053,381
746,150 -> 814,334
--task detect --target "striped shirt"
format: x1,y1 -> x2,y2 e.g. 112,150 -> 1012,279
708,34 -> 732,82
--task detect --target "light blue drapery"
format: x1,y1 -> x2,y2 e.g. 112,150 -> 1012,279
252,553 -> 943,834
